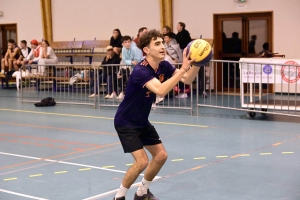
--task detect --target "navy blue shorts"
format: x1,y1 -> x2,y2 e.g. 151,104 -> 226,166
115,124 -> 162,153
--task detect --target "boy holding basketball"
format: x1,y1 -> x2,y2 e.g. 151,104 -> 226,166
113,30 -> 199,200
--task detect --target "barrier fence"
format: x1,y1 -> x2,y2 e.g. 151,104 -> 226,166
20,64 -> 96,107
197,59 -> 300,118
19,59 -> 300,118
97,64 -> 194,115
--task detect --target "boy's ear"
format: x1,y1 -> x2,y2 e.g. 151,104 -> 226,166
143,46 -> 150,54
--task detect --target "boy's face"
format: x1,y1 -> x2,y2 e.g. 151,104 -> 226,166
123,40 -> 131,49
20,42 -> 26,49
31,44 -> 37,49
177,23 -> 182,32
146,37 -> 165,60
7,42 -> 14,49
164,36 -> 171,44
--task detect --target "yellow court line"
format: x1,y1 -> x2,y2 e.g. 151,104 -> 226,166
260,153 -> 272,156
282,152 -> 294,154
29,174 -> 43,178
0,108 -> 208,128
216,156 -> 228,158
78,168 -> 92,171
239,154 -> 250,157
171,159 -> 184,162
3,177 -> 17,181
126,163 -> 133,166
54,171 -> 68,174
102,166 -> 115,168
194,157 -> 206,160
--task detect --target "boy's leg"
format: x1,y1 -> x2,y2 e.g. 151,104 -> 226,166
8,58 -> 14,71
144,143 -> 168,181
114,148 -> 149,199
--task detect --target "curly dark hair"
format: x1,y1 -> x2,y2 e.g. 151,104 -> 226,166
138,29 -> 163,50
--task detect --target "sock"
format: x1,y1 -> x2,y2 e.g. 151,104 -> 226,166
136,178 -> 152,196
115,184 -> 128,199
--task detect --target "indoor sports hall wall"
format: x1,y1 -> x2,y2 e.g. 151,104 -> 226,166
1,0 -> 299,59
173,0 -> 300,58
0,0 -> 43,43
51,0 -> 161,41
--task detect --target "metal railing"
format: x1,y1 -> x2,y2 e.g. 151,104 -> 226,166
197,59 -> 300,118
20,64 -> 96,107
18,59 -> 300,119
97,63 -> 194,115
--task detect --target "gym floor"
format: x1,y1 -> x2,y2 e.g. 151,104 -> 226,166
0,89 -> 300,200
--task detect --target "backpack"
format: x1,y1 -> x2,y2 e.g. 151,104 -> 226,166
34,97 -> 56,107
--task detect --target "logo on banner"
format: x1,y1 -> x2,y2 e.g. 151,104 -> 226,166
263,65 -> 272,75
281,61 -> 300,83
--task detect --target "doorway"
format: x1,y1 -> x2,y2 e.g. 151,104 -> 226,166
213,12 -> 273,91
0,24 -> 18,58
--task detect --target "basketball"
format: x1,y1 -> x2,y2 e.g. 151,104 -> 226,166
186,39 -> 213,66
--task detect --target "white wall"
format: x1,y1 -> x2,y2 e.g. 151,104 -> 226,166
51,0 -> 160,41
0,0 -> 43,44
173,0 -> 300,58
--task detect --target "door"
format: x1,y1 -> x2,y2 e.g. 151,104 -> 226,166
213,12 -> 273,92
0,24 -> 17,57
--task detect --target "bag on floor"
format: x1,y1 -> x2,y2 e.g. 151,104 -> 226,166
34,97 -> 56,107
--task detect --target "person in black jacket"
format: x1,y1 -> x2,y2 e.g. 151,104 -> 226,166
162,26 -> 176,39
89,46 -> 121,98
110,29 -> 123,54
175,22 -> 192,50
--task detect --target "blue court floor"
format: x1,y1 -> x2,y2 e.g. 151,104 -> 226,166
0,88 -> 300,200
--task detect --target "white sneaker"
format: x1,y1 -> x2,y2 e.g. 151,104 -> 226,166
89,94 -> 98,98
155,97 -> 164,104
108,92 -> 117,99
0,70 -> 4,74
117,92 -> 125,100
104,94 -> 110,99
175,93 -> 188,98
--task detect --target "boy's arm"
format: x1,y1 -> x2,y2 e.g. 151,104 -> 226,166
10,47 -> 20,58
145,48 -> 195,96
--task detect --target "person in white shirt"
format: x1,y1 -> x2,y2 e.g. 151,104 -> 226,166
13,40 -> 31,71
22,39 -> 41,65
38,40 -> 58,75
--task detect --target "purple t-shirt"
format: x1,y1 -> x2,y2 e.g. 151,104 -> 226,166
114,59 -> 176,128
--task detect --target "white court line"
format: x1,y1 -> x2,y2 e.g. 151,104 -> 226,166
82,177 -> 161,200
0,152 -> 161,178
0,188 -> 48,200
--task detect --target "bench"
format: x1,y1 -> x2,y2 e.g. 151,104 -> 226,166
50,40 -> 110,64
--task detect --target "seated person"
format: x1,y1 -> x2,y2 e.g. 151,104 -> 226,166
13,40 -> 31,71
22,39 -> 41,73
1,39 -> 21,74
162,26 -> 177,43
115,35 -> 143,100
122,35 -> 143,69
164,33 -> 182,64
38,40 -> 58,75
89,46 -> 121,98
110,29 -> 123,55
259,42 -> 273,57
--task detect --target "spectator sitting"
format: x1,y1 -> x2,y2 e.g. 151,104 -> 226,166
22,39 -> 41,73
1,39 -> 21,74
164,33 -> 182,65
122,35 -> 143,69
37,40 -> 58,76
13,40 -> 31,71
89,46 -> 121,98
175,22 -> 192,51
116,36 -> 143,100
259,42 -> 273,57
133,27 -> 147,48
110,29 -> 123,55
163,26 -> 177,44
